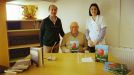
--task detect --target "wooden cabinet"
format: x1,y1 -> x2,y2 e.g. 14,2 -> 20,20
7,20 -> 42,64
0,2 -> 9,67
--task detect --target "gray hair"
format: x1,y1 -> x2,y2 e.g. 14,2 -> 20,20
70,21 -> 79,29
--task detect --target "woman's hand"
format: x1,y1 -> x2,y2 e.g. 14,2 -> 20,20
92,40 -> 99,46
88,40 -> 94,47
88,40 -> 99,47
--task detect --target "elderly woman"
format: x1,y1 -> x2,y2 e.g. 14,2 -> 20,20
60,22 -> 88,53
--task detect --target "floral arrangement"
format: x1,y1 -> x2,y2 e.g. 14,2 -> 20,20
22,5 -> 38,19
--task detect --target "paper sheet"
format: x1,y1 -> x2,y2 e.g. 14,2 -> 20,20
81,57 -> 94,62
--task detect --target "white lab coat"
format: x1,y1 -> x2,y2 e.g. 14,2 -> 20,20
86,15 -> 106,45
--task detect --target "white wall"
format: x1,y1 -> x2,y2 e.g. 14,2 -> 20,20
36,2 -> 52,19
6,4 -> 23,20
100,0 -> 120,47
120,0 -> 134,48
56,0 -> 89,33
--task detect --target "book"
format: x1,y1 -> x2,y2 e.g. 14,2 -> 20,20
5,59 -> 31,73
104,62 -> 129,75
70,40 -> 79,50
11,59 -> 31,70
30,47 -> 43,67
70,38 -> 79,53
95,45 -> 108,62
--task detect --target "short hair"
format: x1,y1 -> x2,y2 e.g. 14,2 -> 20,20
89,3 -> 100,16
70,21 -> 79,29
48,4 -> 58,11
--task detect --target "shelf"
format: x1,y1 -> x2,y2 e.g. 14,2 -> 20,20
7,17 -> 41,64
8,29 -> 39,32
9,43 -> 40,49
8,29 -> 39,36
7,20 -> 41,30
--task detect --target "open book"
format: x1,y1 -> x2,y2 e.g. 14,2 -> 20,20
104,62 -> 129,75
30,47 -> 43,67
5,59 -> 31,73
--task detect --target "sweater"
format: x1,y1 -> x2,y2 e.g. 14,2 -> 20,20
40,16 -> 64,47
60,32 -> 88,52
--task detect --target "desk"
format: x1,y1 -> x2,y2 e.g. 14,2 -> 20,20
16,53 -> 115,75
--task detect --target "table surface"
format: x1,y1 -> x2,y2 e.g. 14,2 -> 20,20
14,53 -> 116,75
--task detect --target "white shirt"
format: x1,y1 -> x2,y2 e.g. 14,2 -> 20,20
86,15 -> 106,44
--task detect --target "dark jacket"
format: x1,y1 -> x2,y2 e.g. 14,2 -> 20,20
40,16 -> 65,47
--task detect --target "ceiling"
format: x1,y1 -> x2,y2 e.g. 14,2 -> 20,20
6,0 -> 57,5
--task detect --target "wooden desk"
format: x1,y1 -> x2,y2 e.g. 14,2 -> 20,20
16,53 -> 115,75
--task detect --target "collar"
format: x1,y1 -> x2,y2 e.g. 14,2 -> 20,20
70,32 -> 79,37
49,15 -> 57,24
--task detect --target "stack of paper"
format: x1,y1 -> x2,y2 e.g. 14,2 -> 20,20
5,59 -> 31,73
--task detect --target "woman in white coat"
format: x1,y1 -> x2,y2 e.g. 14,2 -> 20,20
86,3 -> 107,52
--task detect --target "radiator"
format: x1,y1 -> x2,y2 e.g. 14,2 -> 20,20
109,46 -> 134,71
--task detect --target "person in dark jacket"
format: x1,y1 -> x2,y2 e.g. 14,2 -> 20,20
40,4 -> 65,53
